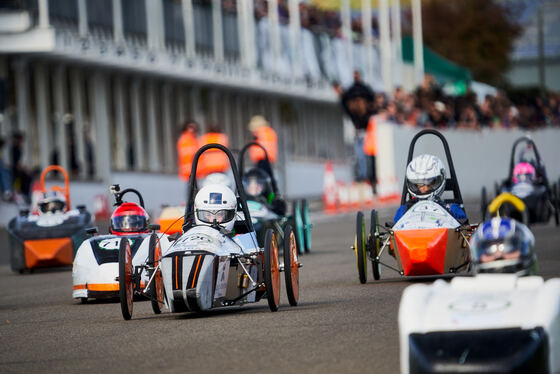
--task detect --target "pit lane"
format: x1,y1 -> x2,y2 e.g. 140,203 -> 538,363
0,204 -> 558,373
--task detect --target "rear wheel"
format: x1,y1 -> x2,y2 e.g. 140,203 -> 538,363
355,212 -> 367,284
292,200 -> 304,255
283,224 -> 299,306
370,210 -> 381,280
264,229 -> 280,312
481,187 -> 488,221
301,199 -> 312,253
148,233 -> 164,314
118,239 -> 134,320
552,183 -> 559,226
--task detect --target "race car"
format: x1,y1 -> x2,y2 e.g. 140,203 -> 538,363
481,136 -> 559,226
238,141 -> 312,254
399,194 -> 558,374
353,129 -> 476,283
117,144 -> 300,320
72,185 -> 170,303
8,165 -> 92,273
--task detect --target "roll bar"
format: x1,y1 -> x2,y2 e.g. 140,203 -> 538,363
110,184 -> 145,208
184,143 -> 255,233
40,165 -> 71,210
508,136 -> 547,185
238,142 -> 279,194
401,129 -> 464,206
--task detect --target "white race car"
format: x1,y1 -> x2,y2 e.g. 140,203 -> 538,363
399,274 -> 560,373
117,144 -> 300,320
72,186 -> 170,303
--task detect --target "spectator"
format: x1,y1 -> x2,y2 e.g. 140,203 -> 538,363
177,120 -> 200,182
10,131 -> 32,203
0,137 -> 13,201
248,115 -> 278,177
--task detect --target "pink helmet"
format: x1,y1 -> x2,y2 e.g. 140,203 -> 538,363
513,162 -> 536,183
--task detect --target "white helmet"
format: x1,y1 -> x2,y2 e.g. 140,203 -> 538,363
200,172 -> 235,191
406,154 -> 446,199
194,184 -> 237,231
38,191 -> 67,214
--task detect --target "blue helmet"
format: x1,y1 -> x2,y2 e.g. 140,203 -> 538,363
470,217 -> 536,275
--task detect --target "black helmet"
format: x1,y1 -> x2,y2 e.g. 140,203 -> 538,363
242,168 -> 273,201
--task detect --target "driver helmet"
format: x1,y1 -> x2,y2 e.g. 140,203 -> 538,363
242,168 -> 273,201
38,191 -> 67,214
512,162 -> 536,184
470,217 -> 536,276
405,154 -> 446,200
201,172 -> 235,191
194,184 -> 237,231
110,202 -> 150,235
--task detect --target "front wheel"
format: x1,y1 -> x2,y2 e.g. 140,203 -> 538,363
148,233 -> 164,314
118,238 -> 134,320
292,200 -> 305,255
370,210 -> 381,280
264,229 -> 280,312
301,199 -> 312,253
481,187 -> 488,221
355,212 -> 367,284
283,224 -> 299,306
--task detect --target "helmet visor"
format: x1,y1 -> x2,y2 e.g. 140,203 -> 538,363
242,176 -> 268,197
40,201 -> 66,213
406,174 -> 444,198
112,215 -> 147,232
196,209 -> 236,224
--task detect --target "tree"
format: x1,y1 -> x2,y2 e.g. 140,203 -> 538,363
409,0 -> 523,85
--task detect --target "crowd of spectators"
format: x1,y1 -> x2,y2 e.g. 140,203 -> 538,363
373,75 -> 560,130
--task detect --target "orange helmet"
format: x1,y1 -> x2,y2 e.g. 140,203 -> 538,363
110,202 -> 149,235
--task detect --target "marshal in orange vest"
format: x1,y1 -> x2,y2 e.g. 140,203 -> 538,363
248,115 -> 278,163
177,131 -> 199,181
197,132 -> 230,178
363,116 -> 377,156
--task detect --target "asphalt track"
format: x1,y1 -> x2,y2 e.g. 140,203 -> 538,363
0,205 -> 559,373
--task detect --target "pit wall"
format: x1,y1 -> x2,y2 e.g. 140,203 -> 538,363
4,125 -> 559,226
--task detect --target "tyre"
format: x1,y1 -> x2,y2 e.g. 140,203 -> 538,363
355,212 -> 367,284
264,229 -> 280,312
283,224 -> 299,306
292,200 -> 304,255
301,199 -> 312,253
370,210 -> 381,280
148,233 -> 164,314
118,238 -> 134,320
481,187 -> 488,221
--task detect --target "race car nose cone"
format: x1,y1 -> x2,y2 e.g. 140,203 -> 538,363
395,228 -> 448,276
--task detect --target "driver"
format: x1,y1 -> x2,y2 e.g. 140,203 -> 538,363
38,191 -> 67,214
242,167 -> 286,216
194,184 -> 237,232
512,162 -> 536,184
393,154 -> 467,223
470,216 -> 536,275
110,202 -> 150,235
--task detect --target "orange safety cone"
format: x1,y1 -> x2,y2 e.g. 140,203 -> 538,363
349,182 -> 360,209
93,194 -> 110,222
362,182 -> 375,207
337,182 -> 349,212
377,176 -> 400,204
322,161 -> 338,214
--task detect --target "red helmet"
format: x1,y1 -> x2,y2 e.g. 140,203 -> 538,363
110,202 -> 149,235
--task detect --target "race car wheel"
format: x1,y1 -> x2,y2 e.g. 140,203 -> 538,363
264,229 -> 281,312
481,187 -> 488,221
355,212 -> 367,284
370,210 -> 381,280
301,199 -> 312,253
118,238 -> 134,320
552,183 -> 559,226
292,200 -> 305,255
283,224 -> 299,306
148,233 -> 164,314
